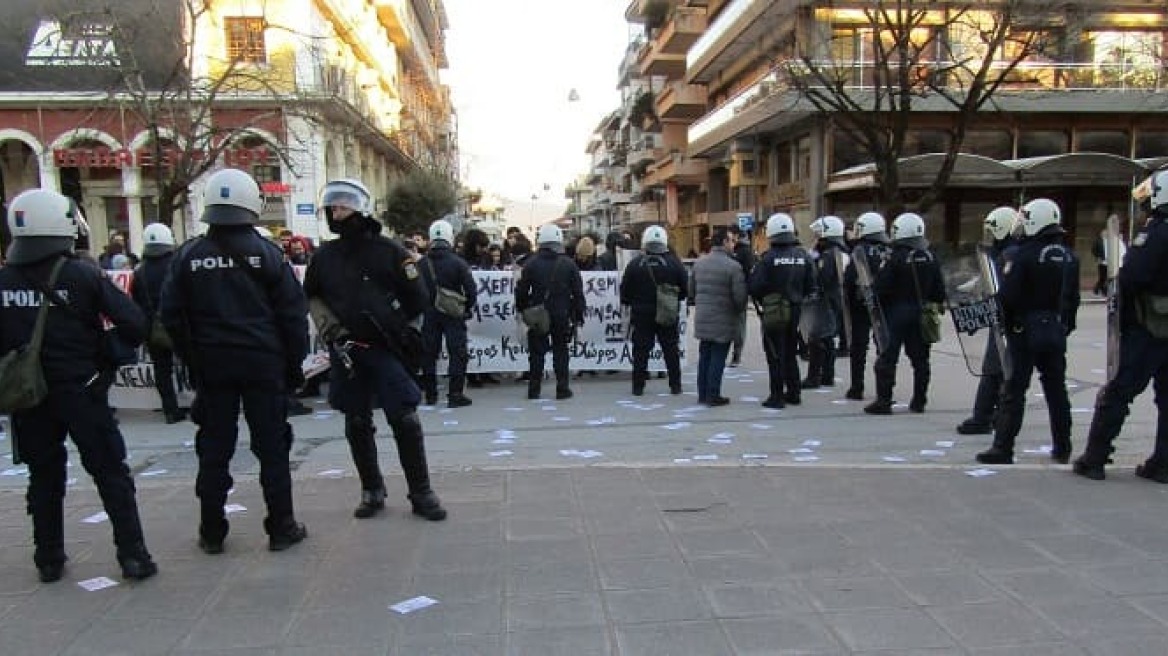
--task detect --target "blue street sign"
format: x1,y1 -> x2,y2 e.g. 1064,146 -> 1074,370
296,203 -> 315,215
737,212 -> 754,232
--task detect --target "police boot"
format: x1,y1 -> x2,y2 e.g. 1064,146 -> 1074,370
555,374 -> 573,400
909,375 -> 928,413
801,347 -> 823,389
1074,412 -> 1120,480
447,373 -> 472,408
421,373 -> 439,407
264,516 -> 307,551
846,356 -> 865,400
345,414 -> 386,518
864,368 -> 895,415
527,377 -> 541,400
390,412 -> 447,521
32,502 -> 67,583
976,426 -> 1015,464
821,346 -> 836,387
199,502 -> 229,554
117,543 -> 158,581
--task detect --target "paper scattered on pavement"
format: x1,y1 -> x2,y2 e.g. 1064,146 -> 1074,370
882,456 -> 907,463
224,504 -> 247,514
794,455 -> 820,462
802,439 -> 821,447
560,449 -> 604,459
2,467 -> 29,477
739,396 -> 760,403
935,440 -> 955,448
1023,445 -> 1053,454
742,453 -> 768,460
541,406 -> 557,411
965,468 -> 998,478
919,450 -> 946,457
390,596 -> 439,614
317,469 -> 345,478
492,438 -> 515,445
751,424 -> 772,430
504,407 -> 524,412
78,577 -> 119,592
586,417 -> 617,426
488,450 -> 513,457
553,416 -> 572,422
788,448 -> 814,454
139,469 -> 168,477
707,437 -> 733,444
82,512 -> 108,524
661,422 -> 692,430
831,399 -> 849,404
692,454 -> 718,461
673,458 -> 692,464
442,420 -> 458,426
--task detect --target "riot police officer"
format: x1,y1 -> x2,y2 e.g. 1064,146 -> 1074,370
131,223 -> 186,424
0,188 -> 156,582
843,212 -> 890,400
303,178 -> 446,521
864,213 -> 946,415
956,207 -> 1019,435
419,219 -> 477,408
976,199 -> 1079,465
1075,170 -> 1168,481
515,224 -> 585,400
161,168 -> 309,553
619,225 -> 687,396
748,214 -> 817,408
803,216 -> 848,389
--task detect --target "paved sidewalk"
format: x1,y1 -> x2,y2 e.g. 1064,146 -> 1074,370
3,464 -> 1168,655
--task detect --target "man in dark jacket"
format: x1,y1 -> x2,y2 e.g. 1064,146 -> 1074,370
131,222 -> 186,424
419,219 -> 477,408
619,225 -> 687,396
597,230 -> 625,271
304,178 -> 447,522
727,226 -> 756,366
843,212 -> 890,400
977,198 -> 1079,465
803,216 -> 848,388
516,224 -> 585,400
1,188 -> 157,582
749,213 -> 817,408
161,168 -> 310,554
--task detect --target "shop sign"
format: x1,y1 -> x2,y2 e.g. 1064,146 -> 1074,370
296,203 -> 315,215
261,182 -> 292,196
52,146 -> 274,169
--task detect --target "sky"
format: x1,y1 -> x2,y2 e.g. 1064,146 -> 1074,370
442,0 -> 633,227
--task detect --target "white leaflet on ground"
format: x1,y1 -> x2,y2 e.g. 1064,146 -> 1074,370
1023,445 -> 1053,454
794,455 -> 820,462
788,448 -> 814,454
81,511 -> 108,524
553,416 -> 572,422
140,469 -> 168,477
661,422 -> 692,430
77,577 -> 119,592
224,504 -> 247,514
751,424 -> 772,430
739,396 -> 760,403
965,468 -> 998,477
882,456 -> 907,463
742,453 -> 768,459
504,407 -> 524,412
2,467 -> 29,476
935,441 -> 955,448
389,596 -> 439,614
802,439 -> 822,447
317,469 -> 345,478
673,458 -> 692,464
692,454 -> 718,461
919,450 -> 946,457
488,450 -> 513,457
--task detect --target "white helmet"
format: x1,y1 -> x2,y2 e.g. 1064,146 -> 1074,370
254,225 -> 274,240
642,225 -> 668,254
1019,198 -> 1061,236
984,207 -> 1017,242
5,188 -> 80,265
429,219 -> 454,244
765,213 -> 795,239
810,215 -> 846,239
319,178 -> 373,216
853,211 -> 888,242
536,223 -> 563,246
891,212 -> 926,241
1145,170 -> 1168,211
142,222 -> 176,257
202,168 -> 263,225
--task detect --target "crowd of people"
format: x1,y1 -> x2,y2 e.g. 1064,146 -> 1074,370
3,166 -> 1168,587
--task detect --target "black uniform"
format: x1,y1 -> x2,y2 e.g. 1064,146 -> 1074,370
304,213 -> 445,520
804,240 -> 846,388
957,237 -> 1018,434
0,253 -> 153,578
418,242 -> 477,405
597,231 -> 624,272
748,240 -> 818,407
160,225 -> 309,546
868,239 -> 946,413
515,247 -> 585,399
979,227 -> 1079,463
619,250 -> 687,394
843,239 -> 889,398
130,251 -> 184,421
1078,212 -> 1168,479
730,238 -> 756,364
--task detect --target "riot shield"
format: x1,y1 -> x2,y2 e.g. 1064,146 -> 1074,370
1104,214 -> 1125,384
833,248 -> 853,350
947,245 -> 1012,379
851,247 -> 888,354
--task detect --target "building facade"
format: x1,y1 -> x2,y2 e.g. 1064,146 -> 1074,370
0,0 -> 456,253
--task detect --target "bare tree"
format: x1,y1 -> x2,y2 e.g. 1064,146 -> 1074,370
781,0 -> 1053,214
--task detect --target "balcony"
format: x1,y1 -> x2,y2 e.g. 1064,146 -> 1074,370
644,152 -> 707,187
658,7 -> 707,54
637,37 -> 686,79
656,80 -> 707,120
629,135 -> 664,166
687,0 -> 802,84
374,0 -> 442,89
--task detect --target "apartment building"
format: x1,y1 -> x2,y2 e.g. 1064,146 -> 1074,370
0,0 -> 455,251
609,0 -> 1168,257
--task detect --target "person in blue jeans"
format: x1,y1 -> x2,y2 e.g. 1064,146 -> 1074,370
689,229 -> 747,405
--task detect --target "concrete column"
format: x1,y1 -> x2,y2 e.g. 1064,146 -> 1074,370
122,167 -> 145,256
809,121 -> 825,219
39,152 -> 59,192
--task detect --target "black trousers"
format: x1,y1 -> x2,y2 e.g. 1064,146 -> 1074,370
993,334 -> 1072,453
148,346 -> 180,416
15,383 -> 146,565
848,305 -> 872,392
761,317 -> 802,401
873,304 -> 930,404
631,316 -> 681,389
192,378 -> 294,533
1084,325 -> 1168,465
528,322 -> 573,389
421,313 -> 470,397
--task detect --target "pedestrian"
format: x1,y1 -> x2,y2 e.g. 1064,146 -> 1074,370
597,230 -> 625,271
1092,227 -> 1107,296
1075,170 -> 1168,481
288,235 -> 312,265
843,212 -> 890,400
160,168 -> 310,554
748,213 -> 817,408
303,178 -> 447,521
976,198 -> 1079,465
98,231 -> 127,269
690,228 -> 747,406
419,219 -> 477,408
0,188 -> 157,582
726,225 -> 756,367
486,243 -> 505,270
515,224 -> 585,400
955,207 -> 1019,435
574,234 -> 599,271
620,226 -> 687,396
864,213 -> 946,415
802,216 -> 848,389
130,222 -> 187,424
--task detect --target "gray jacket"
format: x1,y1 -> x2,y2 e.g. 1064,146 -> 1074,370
689,248 -> 747,342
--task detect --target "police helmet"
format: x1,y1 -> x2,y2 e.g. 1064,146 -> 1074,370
202,168 -> 264,225
1141,169 -> 1168,212
891,212 -> 926,241
536,224 -> 563,246
319,179 -> 373,216
765,213 -> 795,239
1019,198 -> 1061,236
642,225 -> 668,254
429,219 -> 454,245
5,188 -> 80,265
811,215 -> 846,239
142,222 -> 176,257
254,225 -> 275,240
853,211 -> 888,242
983,207 -> 1017,242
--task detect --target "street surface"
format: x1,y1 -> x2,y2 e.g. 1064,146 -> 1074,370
4,302 -> 1168,654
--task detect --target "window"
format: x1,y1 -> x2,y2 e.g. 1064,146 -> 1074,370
224,17 -> 266,64
1077,130 -> 1128,157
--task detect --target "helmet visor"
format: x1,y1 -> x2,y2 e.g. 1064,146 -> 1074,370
320,182 -> 370,213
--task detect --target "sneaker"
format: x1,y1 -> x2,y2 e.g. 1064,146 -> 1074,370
956,418 -> 993,435
845,388 -> 863,400
353,488 -> 386,519
863,400 -> 892,415
975,447 -> 1014,465
1072,457 -> 1106,481
1135,460 -> 1168,484
447,394 -> 473,409
118,549 -> 158,581
707,396 -> 731,407
268,521 -> 308,551
409,491 -> 447,521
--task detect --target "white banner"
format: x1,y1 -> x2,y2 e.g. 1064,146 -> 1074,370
105,267 -> 686,408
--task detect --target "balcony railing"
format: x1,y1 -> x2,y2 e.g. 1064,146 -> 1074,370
658,7 -> 707,55
656,80 -> 708,120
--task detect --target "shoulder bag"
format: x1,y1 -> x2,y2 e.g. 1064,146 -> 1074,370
520,258 -> 561,335
425,258 -> 468,319
910,253 -> 943,344
0,257 -> 67,414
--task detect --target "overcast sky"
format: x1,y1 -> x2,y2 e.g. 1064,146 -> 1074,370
442,0 -> 632,224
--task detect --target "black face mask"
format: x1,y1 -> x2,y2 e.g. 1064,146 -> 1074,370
327,211 -> 367,239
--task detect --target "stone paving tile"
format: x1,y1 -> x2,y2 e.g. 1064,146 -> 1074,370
824,607 -> 957,651
59,617 -> 190,656
980,567 -> 1111,603
390,632 -> 503,656
505,625 -> 615,656
1023,532 -> 1147,565
283,606 -> 395,650
1080,561 -> 1168,596
590,529 -> 676,562
1029,599 -> 1168,639
614,619 -> 733,656
703,581 -> 815,618
598,555 -> 690,590
505,591 -> 605,631
603,585 -> 713,624
1083,635 -> 1168,656
386,597 -> 503,637
672,527 -> 768,558
506,561 -> 600,596
891,569 -> 1007,606
178,610 -> 294,651
800,575 -> 917,611
686,553 -> 789,586
720,614 -> 846,655
1126,593 -> 1168,624
968,644 -> 1089,656
925,601 -> 1065,649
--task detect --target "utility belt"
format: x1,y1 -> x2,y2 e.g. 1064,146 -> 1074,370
1135,293 -> 1168,339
